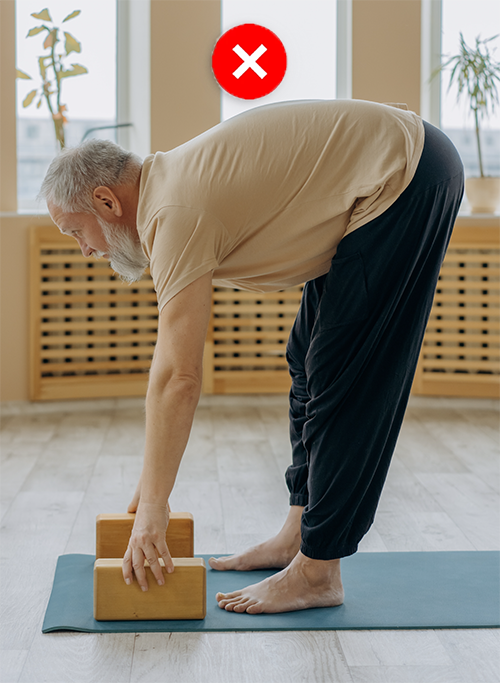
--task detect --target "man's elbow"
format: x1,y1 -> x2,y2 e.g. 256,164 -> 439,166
169,371 -> 203,398
148,367 -> 202,403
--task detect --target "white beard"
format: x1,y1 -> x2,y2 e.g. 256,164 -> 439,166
95,218 -> 149,283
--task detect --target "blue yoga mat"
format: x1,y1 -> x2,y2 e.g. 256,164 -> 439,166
42,552 -> 500,633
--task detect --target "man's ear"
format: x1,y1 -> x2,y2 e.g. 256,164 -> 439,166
93,186 -> 123,218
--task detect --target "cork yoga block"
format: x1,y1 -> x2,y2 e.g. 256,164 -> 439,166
95,512 -> 194,559
93,557 -> 207,621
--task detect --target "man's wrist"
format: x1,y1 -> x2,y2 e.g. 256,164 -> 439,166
137,500 -> 169,511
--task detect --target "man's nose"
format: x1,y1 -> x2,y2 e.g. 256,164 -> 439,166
76,237 -> 92,258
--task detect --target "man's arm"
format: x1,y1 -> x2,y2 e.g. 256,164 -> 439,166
122,272 -> 213,590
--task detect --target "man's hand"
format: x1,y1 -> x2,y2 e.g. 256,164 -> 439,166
122,502 -> 174,590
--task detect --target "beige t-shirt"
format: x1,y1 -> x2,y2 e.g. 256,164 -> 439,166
137,99 -> 425,311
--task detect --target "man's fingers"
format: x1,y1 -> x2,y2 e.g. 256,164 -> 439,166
122,548 -> 134,585
157,542 -> 175,574
131,547 -> 149,591
123,545 -> 171,589
146,552 -> 166,586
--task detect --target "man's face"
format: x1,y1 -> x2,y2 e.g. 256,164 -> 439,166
48,201 -> 149,283
48,202 -> 109,258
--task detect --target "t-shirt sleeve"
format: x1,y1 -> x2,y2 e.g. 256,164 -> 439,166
143,206 -> 226,311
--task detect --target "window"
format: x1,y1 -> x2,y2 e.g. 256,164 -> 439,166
26,124 -> 39,139
16,0 -> 117,211
440,0 -> 500,178
221,0 -> 337,121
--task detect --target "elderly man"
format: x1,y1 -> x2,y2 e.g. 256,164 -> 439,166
41,99 -> 463,614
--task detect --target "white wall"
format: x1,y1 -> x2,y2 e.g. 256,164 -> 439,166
221,0 -> 337,120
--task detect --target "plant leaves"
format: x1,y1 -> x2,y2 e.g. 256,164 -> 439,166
43,29 -> 56,50
36,98 -> 43,109
22,89 -> 38,108
63,10 -> 81,23
433,31 -> 500,119
27,26 -> 45,37
38,56 -> 47,81
31,8 -> 52,22
16,69 -> 32,80
59,63 -> 88,78
64,32 -> 81,55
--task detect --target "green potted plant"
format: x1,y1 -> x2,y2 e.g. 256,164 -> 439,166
435,32 -> 500,213
16,7 -> 88,150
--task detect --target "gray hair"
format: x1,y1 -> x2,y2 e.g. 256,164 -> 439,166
38,139 -> 142,214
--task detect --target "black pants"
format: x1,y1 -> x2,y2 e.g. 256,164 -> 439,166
285,121 -> 464,560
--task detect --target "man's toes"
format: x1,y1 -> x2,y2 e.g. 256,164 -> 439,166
209,557 -> 229,570
233,598 -> 255,613
216,590 -> 240,602
222,597 -> 244,611
219,594 -> 251,612
210,554 -> 245,571
216,590 -> 242,609
245,601 -> 264,615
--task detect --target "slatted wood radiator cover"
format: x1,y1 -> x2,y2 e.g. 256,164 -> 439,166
30,223 -> 499,401
412,223 -> 499,398
30,226 -> 157,401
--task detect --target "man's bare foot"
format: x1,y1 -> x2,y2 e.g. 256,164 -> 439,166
209,506 -> 303,572
215,550 -> 344,614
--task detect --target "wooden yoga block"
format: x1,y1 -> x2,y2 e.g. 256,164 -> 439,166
94,557 -> 206,621
95,512 -> 194,559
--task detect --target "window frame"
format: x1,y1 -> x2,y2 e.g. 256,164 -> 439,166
420,0 -> 442,127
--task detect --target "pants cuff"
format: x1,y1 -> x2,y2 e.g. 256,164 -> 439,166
289,494 -> 308,507
300,540 -> 359,561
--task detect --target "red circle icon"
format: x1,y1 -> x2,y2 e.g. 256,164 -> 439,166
212,24 -> 287,100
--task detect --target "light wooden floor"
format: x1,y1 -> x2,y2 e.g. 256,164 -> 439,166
1,393 -> 499,683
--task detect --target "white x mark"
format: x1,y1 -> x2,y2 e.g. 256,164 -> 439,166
232,44 -> 267,79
